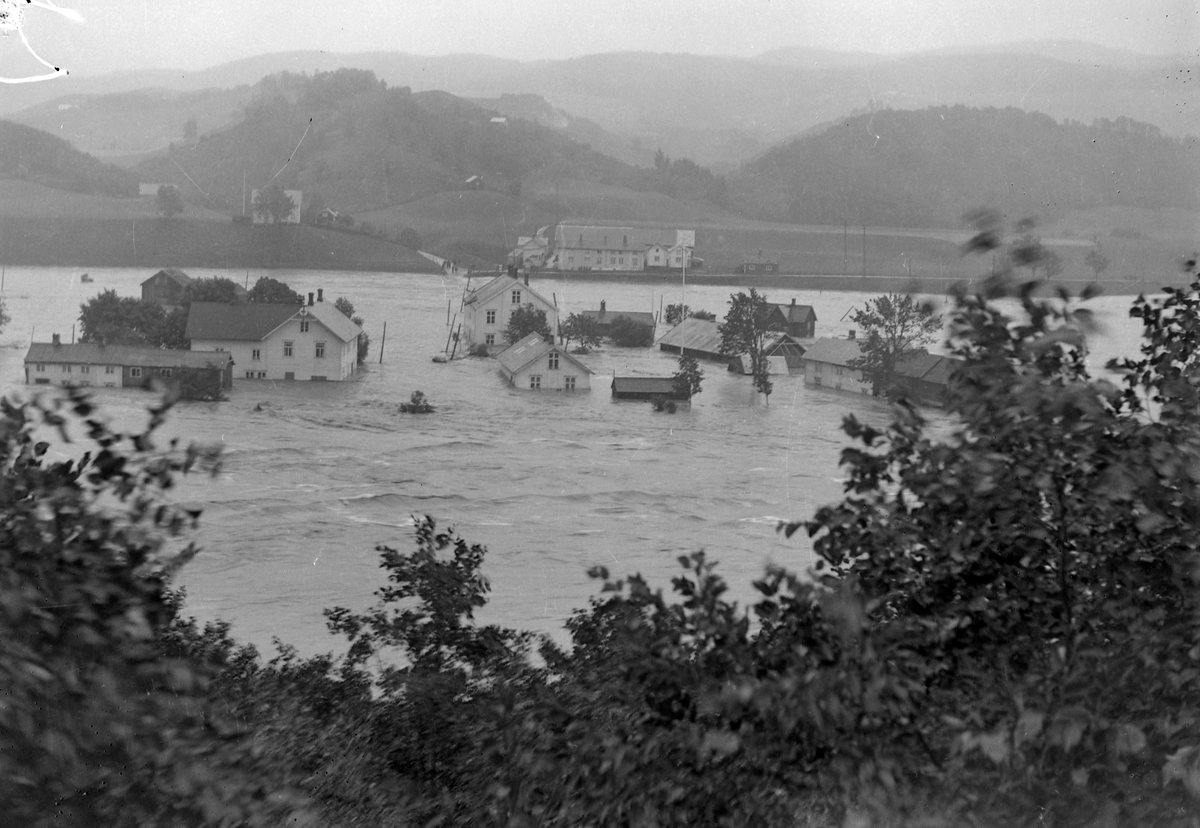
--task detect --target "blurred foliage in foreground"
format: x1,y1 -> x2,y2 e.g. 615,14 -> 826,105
4,231 -> 1200,826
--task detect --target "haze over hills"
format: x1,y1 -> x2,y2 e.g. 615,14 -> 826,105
4,41 -> 1196,169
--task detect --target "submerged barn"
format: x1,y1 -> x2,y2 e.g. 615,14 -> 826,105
24,338 -> 233,400
611,376 -> 688,401
655,317 -> 732,366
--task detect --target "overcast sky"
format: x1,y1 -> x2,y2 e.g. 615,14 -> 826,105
5,0 -> 1197,78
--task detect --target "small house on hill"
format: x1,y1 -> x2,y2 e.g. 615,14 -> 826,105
497,333 -> 592,391
611,377 -> 687,401
462,274 -> 558,351
141,268 -> 193,306
766,299 -> 817,339
656,317 -> 732,365
186,290 -> 362,381
24,337 -> 232,400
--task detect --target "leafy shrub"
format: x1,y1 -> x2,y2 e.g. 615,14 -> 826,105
399,390 -> 435,413
607,315 -> 654,347
468,343 -> 490,357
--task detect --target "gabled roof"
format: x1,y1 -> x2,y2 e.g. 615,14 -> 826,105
655,317 -> 725,354
25,342 -> 231,369
464,275 -> 554,309
554,224 -> 678,252
768,302 -> 817,325
579,309 -> 656,328
185,302 -> 301,341
802,337 -> 865,366
895,352 -> 962,385
496,333 -> 593,375
304,300 -> 363,343
143,267 -> 192,288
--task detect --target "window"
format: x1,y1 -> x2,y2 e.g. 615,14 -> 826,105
567,255 -> 575,265
529,375 -> 541,389
252,349 -> 261,361
835,366 -> 844,375
130,367 -> 142,378
105,365 -> 114,374
284,341 -> 294,357
564,376 -> 576,390
36,363 -> 44,371
284,372 -> 295,381
300,320 -> 310,333
245,370 -> 256,379
511,290 -> 521,304
485,334 -> 495,346
486,310 -> 496,325
159,368 -> 172,377
315,342 -> 326,358
62,365 -> 71,373
813,376 -> 822,386
80,365 -> 90,374
815,363 -> 822,373
547,352 -> 559,370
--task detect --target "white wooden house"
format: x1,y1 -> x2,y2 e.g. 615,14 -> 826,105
186,290 -> 362,381
462,275 -> 557,351
496,333 -> 592,391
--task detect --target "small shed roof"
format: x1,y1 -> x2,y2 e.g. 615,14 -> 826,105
185,302 -> 301,341
612,377 -> 679,395
656,316 -> 724,354
496,333 -> 593,376
802,337 -> 864,366
25,342 -> 232,369
143,267 -> 193,288
579,309 -> 656,328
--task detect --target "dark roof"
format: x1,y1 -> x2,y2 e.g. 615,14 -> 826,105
25,342 -> 231,369
895,352 -> 962,386
802,337 -> 865,366
612,377 -> 678,394
769,302 -> 816,325
142,267 -> 192,288
579,309 -> 656,328
185,302 -> 301,341
655,316 -> 725,354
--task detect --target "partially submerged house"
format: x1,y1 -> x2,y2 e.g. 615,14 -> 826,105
186,290 -> 362,381
892,351 -> 962,406
611,376 -> 687,401
731,333 -> 807,375
655,317 -> 732,365
141,268 -> 193,306
462,274 -> 558,351
496,333 -> 592,391
24,337 -> 232,399
765,299 -> 817,339
800,336 -> 871,394
579,301 -> 656,338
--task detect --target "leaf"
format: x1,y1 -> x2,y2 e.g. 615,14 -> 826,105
1014,709 -> 1045,747
1113,723 -> 1146,755
978,732 -> 1010,764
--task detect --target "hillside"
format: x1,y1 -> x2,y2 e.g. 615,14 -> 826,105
5,43 -> 1195,169
728,106 -> 1200,228
133,69 -> 731,223
0,120 -> 138,197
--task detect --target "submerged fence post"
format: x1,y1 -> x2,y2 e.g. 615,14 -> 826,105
378,321 -> 386,364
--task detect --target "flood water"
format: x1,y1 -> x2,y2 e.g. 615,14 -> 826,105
0,266 -> 1152,655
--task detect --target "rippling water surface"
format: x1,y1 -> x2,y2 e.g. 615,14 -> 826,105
0,266 -> 1147,654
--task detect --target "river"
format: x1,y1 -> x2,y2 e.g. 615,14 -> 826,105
0,265 -> 1156,656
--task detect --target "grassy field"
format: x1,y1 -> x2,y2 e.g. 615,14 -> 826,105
0,180 -> 230,221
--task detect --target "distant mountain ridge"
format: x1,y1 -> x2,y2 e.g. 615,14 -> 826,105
4,42 -> 1196,168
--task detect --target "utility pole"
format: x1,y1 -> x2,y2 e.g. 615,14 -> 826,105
862,225 -> 867,278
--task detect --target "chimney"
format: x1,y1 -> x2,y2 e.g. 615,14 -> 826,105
524,273 -> 529,287
848,329 -> 856,340
317,288 -> 323,302
791,297 -> 796,306
308,292 -> 314,306
52,333 -> 61,346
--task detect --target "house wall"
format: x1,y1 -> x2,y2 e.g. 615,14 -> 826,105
26,361 -> 122,387
192,317 -> 357,381
803,359 -> 871,394
502,352 -> 590,391
557,248 -> 645,271
464,287 -> 557,348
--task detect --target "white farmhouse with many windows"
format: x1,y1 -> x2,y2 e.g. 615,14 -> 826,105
186,292 -> 361,381
462,275 -> 558,352
496,333 -> 592,391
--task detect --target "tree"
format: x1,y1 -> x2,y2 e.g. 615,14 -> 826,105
671,355 -> 704,399
0,296 -> 10,336
185,276 -> 244,304
1,390 -> 314,826
183,117 -> 197,140
848,292 -> 942,395
249,276 -> 303,305
396,227 -> 423,250
335,296 -> 370,363
253,184 -> 297,225
559,312 -> 602,352
719,288 -> 775,403
155,184 -> 184,219
665,303 -> 690,326
1085,244 -> 1111,279
607,315 -> 654,347
504,304 -> 551,344
1041,248 -> 1064,279
79,289 -> 175,347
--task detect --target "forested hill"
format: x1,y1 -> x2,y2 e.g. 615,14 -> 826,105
728,106 -> 1200,228
135,69 -> 729,218
0,120 -> 138,198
